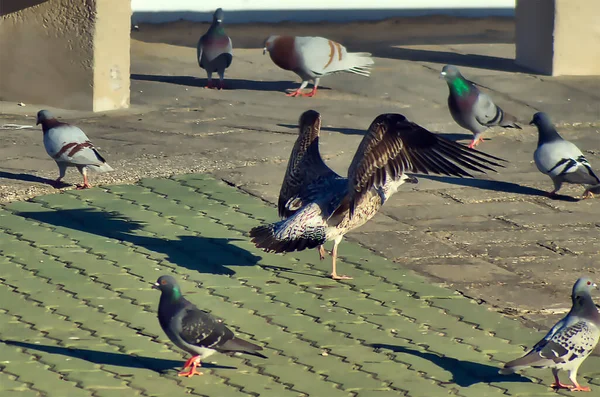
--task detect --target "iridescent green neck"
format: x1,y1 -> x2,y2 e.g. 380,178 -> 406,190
171,287 -> 182,301
450,77 -> 471,97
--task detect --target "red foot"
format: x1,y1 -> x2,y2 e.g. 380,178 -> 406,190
205,81 -> 214,89
76,183 -> 92,190
218,81 -> 225,90
551,382 -> 574,390
286,88 -> 317,97
571,385 -> 591,392
178,356 -> 203,377
468,138 -> 483,149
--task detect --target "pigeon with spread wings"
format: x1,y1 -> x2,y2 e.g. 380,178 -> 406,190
250,110 -> 506,280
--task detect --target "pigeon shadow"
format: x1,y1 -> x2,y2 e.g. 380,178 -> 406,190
0,171 -> 70,188
2,340 -> 236,373
131,73 -> 298,93
14,208 -> 261,275
277,123 -> 364,136
418,175 -> 579,202
368,343 -> 532,387
370,47 -> 531,74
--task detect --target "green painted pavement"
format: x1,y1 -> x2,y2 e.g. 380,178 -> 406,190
0,174 -> 596,396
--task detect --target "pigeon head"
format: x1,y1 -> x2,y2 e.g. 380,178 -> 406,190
529,112 -> 552,127
439,65 -> 462,81
572,277 -> 598,309
573,277 -> 598,296
263,35 -> 278,55
440,65 -> 471,97
529,112 -> 562,145
36,110 -> 55,126
154,275 -> 183,300
213,8 -> 224,23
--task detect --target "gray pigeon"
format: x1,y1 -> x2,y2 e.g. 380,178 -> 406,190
36,110 -> 113,189
531,112 -> 600,199
153,275 -> 266,377
440,65 -> 521,148
197,8 -> 233,90
263,35 -> 374,97
499,277 -> 599,392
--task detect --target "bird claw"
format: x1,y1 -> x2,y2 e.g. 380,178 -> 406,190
178,368 -> 203,377
570,385 -> 591,392
551,382 -> 574,390
581,190 -> 595,200
331,273 -> 353,280
467,138 -> 483,149
76,183 -> 92,190
286,90 -> 302,97
205,81 -> 214,89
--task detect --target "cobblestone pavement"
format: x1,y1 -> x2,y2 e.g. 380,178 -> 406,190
1,175 -> 599,396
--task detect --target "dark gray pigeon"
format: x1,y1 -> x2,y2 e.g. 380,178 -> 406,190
197,8 -> 233,90
153,275 -> 266,377
499,277 -> 599,392
440,65 -> 521,148
36,110 -> 113,189
531,112 -> 600,199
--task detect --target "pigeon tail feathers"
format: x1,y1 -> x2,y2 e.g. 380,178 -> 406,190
218,337 -> 266,358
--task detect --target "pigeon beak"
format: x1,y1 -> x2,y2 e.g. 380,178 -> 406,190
152,282 -> 159,289
529,120 -> 535,126
439,71 -> 446,79
216,19 -> 222,23
263,47 -> 267,55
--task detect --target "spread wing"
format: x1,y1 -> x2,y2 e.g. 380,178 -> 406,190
179,305 -> 234,349
278,110 -> 342,218
335,113 -> 507,218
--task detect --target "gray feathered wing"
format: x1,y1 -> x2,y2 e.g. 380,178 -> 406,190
179,303 -> 265,357
331,113 -> 507,218
500,319 -> 594,373
277,110 -> 342,218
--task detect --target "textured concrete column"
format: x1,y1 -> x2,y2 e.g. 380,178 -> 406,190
516,0 -> 600,76
0,0 -> 130,111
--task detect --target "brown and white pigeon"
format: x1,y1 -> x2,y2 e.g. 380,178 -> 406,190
500,277 -> 599,392
36,110 -> 113,189
440,65 -> 521,148
197,8 -> 233,89
153,275 -> 266,377
263,35 -> 374,97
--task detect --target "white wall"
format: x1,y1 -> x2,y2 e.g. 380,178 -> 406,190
131,0 -> 516,24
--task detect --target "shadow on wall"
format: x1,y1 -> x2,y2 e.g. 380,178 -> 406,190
14,208 -> 263,275
131,8 -> 515,25
0,0 -> 48,16
131,8 -> 523,73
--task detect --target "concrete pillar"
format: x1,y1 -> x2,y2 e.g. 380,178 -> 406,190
516,0 -> 600,76
0,0 -> 131,111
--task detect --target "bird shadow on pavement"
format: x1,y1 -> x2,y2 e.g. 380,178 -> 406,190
417,175 -> 580,202
0,171 -> 70,188
1,340 -> 236,373
370,46 -> 529,74
277,123 -> 364,136
368,343 -> 532,387
14,208 -> 262,275
131,73 -> 299,93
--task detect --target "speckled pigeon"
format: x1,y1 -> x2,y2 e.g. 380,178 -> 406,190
36,110 -> 113,189
197,8 -> 233,90
531,112 -> 600,199
499,277 -> 599,392
153,275 -> 266,377
263,35 -> 374,97
440,65 -> 521,148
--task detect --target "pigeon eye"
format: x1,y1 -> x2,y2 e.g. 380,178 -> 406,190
161,280 -> 167,285
588,281 -> 592,285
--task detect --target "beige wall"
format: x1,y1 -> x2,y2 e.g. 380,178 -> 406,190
516,0 -> 600,76
0,0 -> 130,111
